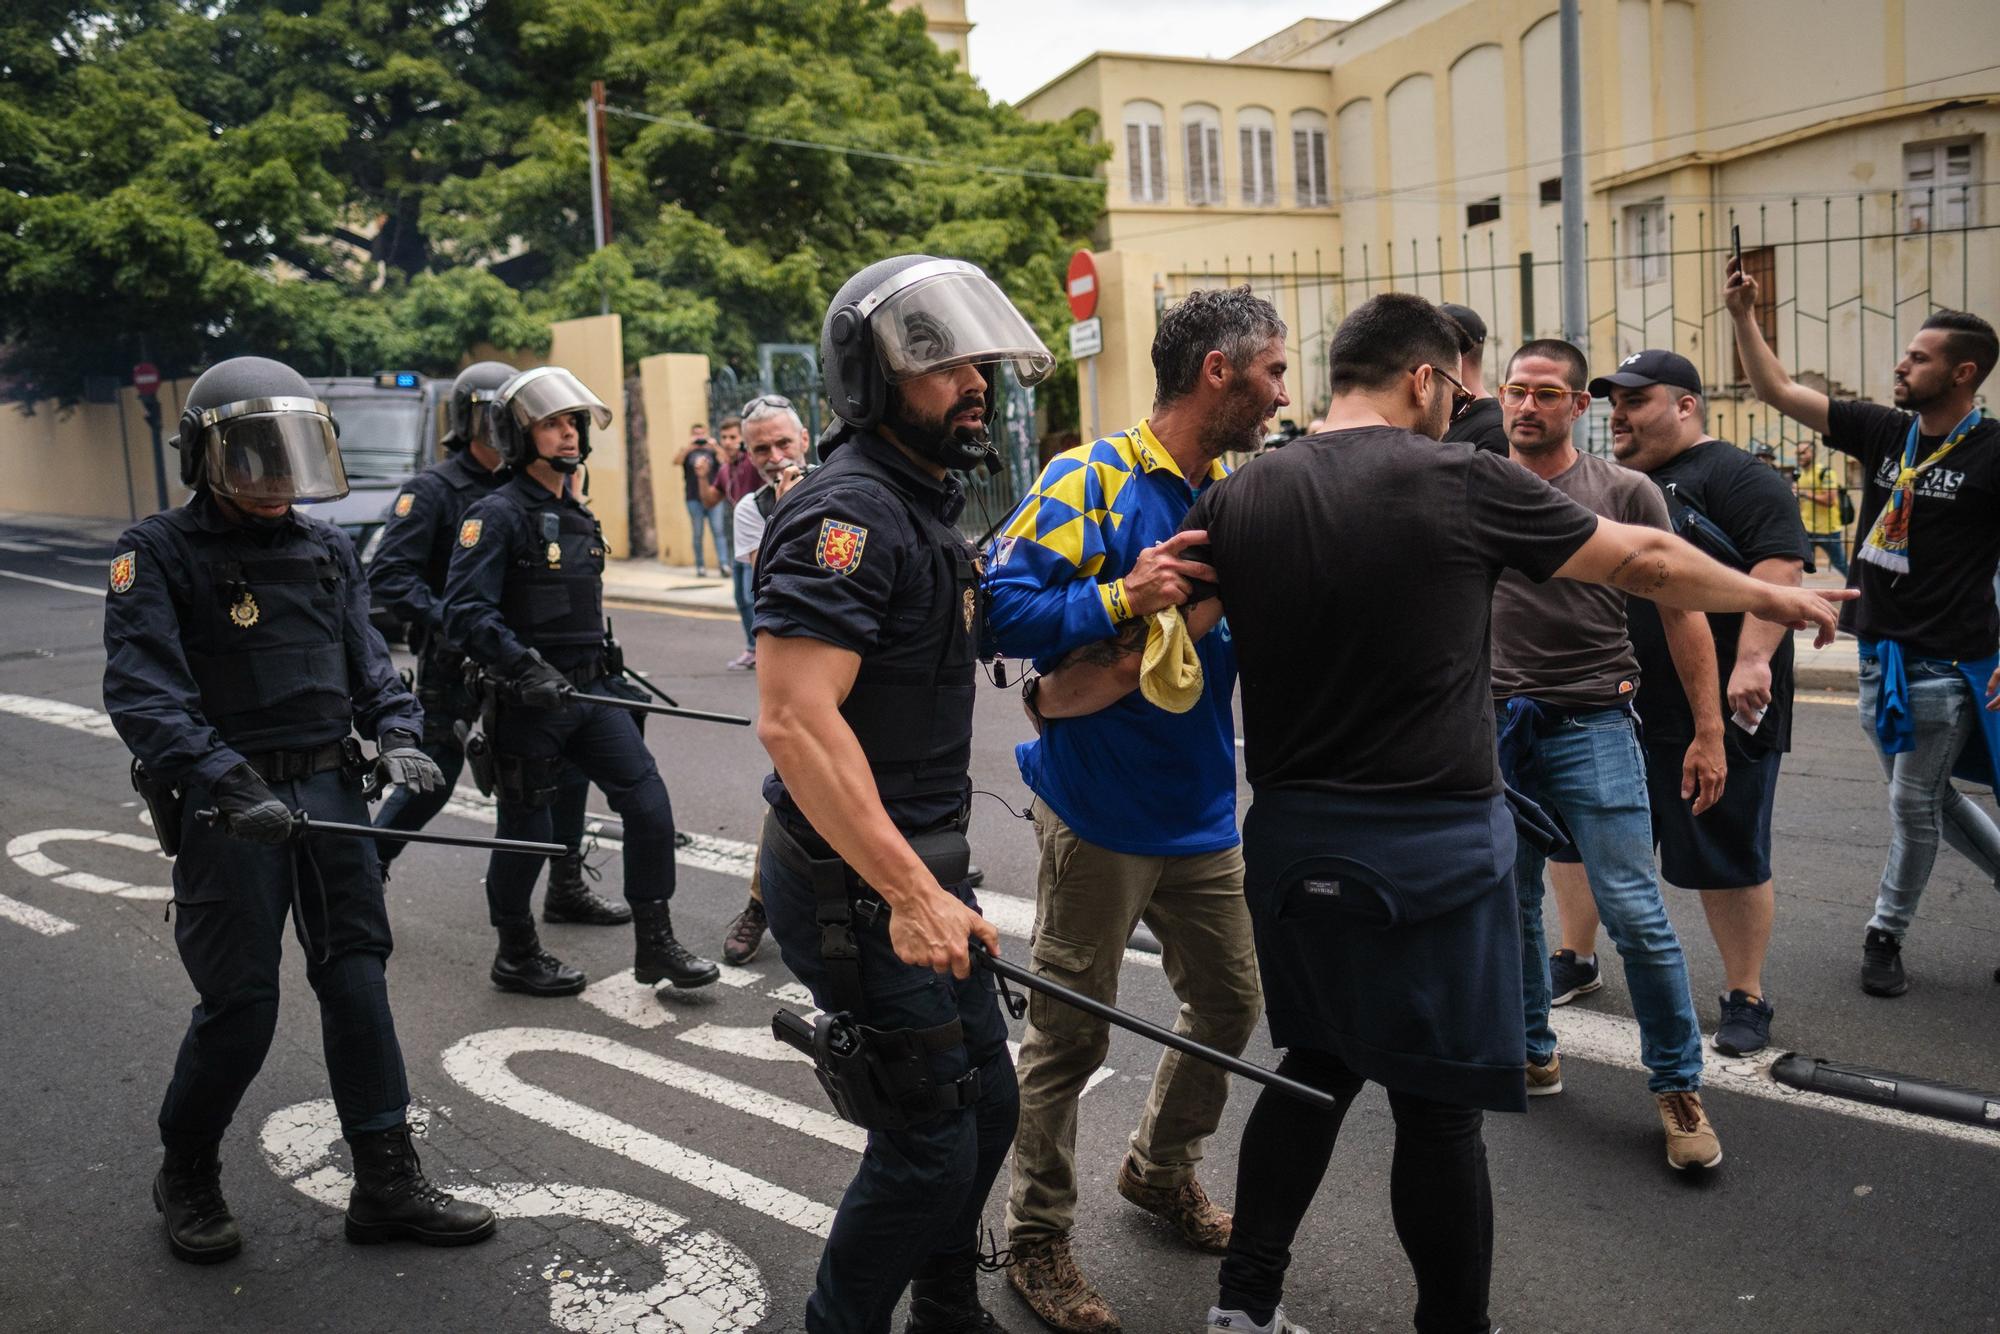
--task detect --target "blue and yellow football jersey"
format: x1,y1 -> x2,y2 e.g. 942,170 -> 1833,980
984,421 -> 1239,856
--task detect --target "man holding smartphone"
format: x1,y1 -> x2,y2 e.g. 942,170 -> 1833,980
1601,349 -> 1812,1056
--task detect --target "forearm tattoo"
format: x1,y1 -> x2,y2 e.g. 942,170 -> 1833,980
1062,618 -> 1149,669
1609,548 -> 1670,595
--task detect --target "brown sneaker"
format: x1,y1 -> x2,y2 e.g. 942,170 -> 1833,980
1006,1234 -> 1120,1333
1526,1050 -> 1563,1097
721,897 -> 766,966
1115,1154 -> 1231,1253
1656,1091 -> 1723,1170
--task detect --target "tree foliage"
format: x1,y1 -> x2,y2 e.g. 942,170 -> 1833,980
0,0 -> 1105,405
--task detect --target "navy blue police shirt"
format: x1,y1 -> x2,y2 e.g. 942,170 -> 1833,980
753,434 -> 973,833
368,449 -> 506,645
441,473 -> 605,675
102,490 -> 421,790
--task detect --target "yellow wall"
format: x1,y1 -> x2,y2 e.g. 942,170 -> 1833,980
1,380 -> 194,524
550,314 -> 629,558
637,352 -> 713,566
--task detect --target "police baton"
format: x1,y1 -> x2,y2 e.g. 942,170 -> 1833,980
196,808 -> 572,857
968,941 -> 1340,1112
571,691 -> 752,728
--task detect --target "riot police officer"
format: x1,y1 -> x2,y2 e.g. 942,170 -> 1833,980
442,365 -> 720,995
754,255 -> 1053,1332
368,361 -> 622,925
103,356 -> 496,1264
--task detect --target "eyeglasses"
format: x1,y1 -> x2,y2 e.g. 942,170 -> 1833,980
1498,384 -> 1584,407
739,393 -> 794,419
1420,364 -> 1475,420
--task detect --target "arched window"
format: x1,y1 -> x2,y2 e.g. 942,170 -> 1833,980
1123,100 -> 1166,204
1291,109 -> 1329,207
1183,104 -> 1222,206
1238,106 -> 1277,207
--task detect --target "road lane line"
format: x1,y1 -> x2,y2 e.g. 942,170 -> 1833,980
0,539 -> 50,553
0,892 -> 77,936
0,569 -> 104,598
679,1022 -> 812,1065
0,693 -> 124,739
260,1098 -> 770,1333
580,974 -> 678,1030
442,1027 -> 859,1236
1550,1006 -> 2000,1152
6,828 -> 172,900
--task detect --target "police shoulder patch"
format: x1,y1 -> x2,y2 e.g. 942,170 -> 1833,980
393,492 -> 415,518
109,550 -> 136,594
814,518 -> 868,575
458,518 -> 483,548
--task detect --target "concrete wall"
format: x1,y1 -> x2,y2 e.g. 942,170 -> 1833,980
636,352 -> 712,567
1,381 -> 194,524
549,314 -> 629,558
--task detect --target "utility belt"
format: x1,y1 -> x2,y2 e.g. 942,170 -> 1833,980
243,738 -> 361,784
765,806 -> 981,1132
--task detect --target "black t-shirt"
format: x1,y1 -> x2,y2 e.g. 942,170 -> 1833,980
1184,426 -> 1599,799
1626,439 -> 1812,755
1825,399 -> 2000,660
683,445 -> 718,502
1444,396 -> 1509,454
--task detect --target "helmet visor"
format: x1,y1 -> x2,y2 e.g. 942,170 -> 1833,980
200,401 -> 348,503
502,367 -> 614,431
868,266 -> 1055,388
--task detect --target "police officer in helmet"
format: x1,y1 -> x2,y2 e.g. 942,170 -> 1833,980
755,255 -> 1054,1332
442,365 -> 720,995
103,355 -> 496,1265
368,362 -> 621,925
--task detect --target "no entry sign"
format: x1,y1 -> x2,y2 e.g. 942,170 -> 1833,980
1066,251 -> 1098,322
131,363 -> 161,397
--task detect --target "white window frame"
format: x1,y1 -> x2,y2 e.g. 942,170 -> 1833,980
1183,104 -> 1223,206
1123,100 -> 1167,205
1238,107 -> 1277,208
1622,198 -> 1667,287
1904,139 -> 1979,232
1291,110 -> 1329,208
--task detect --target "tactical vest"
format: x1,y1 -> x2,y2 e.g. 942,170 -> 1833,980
817,443 -> 980,804
422,454 -> 500,598
162,508 -> 352,753
495,485 -> 607,658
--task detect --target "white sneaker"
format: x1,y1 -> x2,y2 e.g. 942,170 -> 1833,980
1207,1307 -> 1310,1333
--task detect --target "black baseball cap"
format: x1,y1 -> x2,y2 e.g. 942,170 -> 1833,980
1439,303 -> 1487,347
1588,348 -> 1703,398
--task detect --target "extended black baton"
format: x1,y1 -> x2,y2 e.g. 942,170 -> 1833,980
196,809 -> 571,857
571,691 -> 752,727
969,941 -> 1339,1112
618,664 -> 681,709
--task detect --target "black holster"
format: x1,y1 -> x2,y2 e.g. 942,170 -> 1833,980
130,759 -> 184,857
764,808 -> 980,1132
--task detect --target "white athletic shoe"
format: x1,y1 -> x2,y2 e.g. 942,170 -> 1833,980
1207,1307 -> 1310,1333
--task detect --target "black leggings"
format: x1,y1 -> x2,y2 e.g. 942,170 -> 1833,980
1217,1047 -> 1493,1334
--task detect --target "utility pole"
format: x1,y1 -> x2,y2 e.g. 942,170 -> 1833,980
585,80 -> 613,314
1559,0 -> 1588,346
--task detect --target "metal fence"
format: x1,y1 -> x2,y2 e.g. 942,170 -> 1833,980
1164,182 -> 1997,476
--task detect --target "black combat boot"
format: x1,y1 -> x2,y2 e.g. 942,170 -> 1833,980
906,1247 -> 1013,1332
491,919 -> 586,996
632,900 -> 721,988
152,1142 -> 241,1264
543,853 -> 632,926
344,1125 -> 497,1247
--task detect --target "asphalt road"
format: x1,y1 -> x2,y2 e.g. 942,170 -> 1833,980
0,514 -> 1995,1334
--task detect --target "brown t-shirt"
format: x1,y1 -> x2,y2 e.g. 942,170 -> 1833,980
1490,449 -> 1671,709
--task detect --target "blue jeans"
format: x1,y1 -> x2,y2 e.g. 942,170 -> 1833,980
685,498 -> 730,575
732,559 -> 756,650
761,835 -> 1018,1334
1503,708 -> 1703,1093
1807,531 -> 1848,577
1857,659 -> 2000,938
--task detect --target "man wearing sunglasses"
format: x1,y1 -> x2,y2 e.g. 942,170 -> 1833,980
1487,341 -> 1729,1171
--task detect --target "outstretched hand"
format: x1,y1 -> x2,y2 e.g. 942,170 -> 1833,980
1753,586 -> 1856,648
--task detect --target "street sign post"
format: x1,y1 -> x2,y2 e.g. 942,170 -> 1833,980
131,363 -> 161,397
1066,252 -> 1101,439
1065,251 -> 1098,322
133,362 -> 168,511
1067,317 -> 1102,360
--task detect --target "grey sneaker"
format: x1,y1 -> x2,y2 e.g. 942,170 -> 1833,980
1206,1307 -> 1309,1333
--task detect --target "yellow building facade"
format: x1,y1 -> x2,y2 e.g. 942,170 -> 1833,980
1017,0 -> 1999,448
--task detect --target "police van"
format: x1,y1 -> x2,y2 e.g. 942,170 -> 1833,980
294,372 -> 445,637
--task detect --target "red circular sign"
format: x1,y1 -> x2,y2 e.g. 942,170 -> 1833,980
132,362 -> 161,396
1065,251 -> 1099,322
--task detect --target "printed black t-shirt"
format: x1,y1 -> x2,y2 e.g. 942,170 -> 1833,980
1824,399 -> 2000,660
1183,426 -> 1599,799
1626,439 -> 1812,754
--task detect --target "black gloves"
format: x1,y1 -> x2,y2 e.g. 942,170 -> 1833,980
377,730 -> 445,793
508,653 -> 573,710
210,764 -> 296,846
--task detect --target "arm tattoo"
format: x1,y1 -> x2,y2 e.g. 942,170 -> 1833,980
1062,618 -> 1149,669
1608,548 -> 1671,595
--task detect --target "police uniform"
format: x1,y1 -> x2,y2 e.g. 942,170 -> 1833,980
103,355 -> 491,1264
367,447 -> 598,894
755,433 -> 1018,1333
443,468 -> 713,989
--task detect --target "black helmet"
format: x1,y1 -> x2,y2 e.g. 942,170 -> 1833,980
171,356 -> 347,503
821,254 -> 1053,466
442,360 -> 518,451
491,366 -> 613,472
